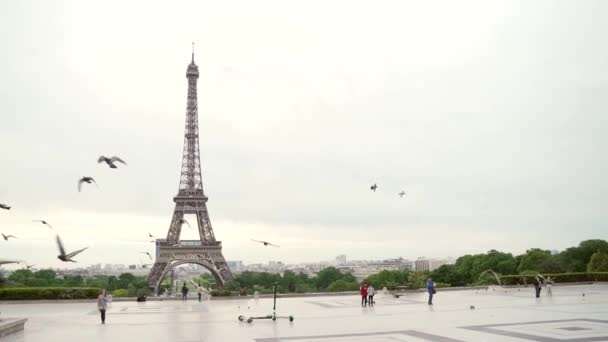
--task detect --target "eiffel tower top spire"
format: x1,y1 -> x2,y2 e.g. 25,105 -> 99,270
179,46 -> 204,197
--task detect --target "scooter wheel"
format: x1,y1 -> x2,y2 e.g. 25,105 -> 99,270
238,315 -> 245,322
289,316 -> 294,322
247,318 -> 253,323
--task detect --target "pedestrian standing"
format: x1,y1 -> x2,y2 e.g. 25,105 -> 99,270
546,277 -> 553,297
367,285 -> 376,306
360,283 -> 368,307
533,277 -> 542,298
426,277 -> 435,305
181,282 -> 189,301
197,286 -> 203,302
97,289 -> 108,324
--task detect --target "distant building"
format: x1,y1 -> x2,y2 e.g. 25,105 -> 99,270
415,258 -> 447,272
335,255 -> 347,266
227,260 -> 243,273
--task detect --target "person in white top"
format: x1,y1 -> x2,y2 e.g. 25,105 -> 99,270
97,289 -> 108,324
197,286 -> 204,302
367,285 -> 376,306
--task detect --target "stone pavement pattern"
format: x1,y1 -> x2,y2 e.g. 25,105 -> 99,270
2,284 -> 608,341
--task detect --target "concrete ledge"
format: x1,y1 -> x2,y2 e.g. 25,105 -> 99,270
0,318 -> 27,338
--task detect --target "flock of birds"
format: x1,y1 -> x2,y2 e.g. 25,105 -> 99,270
247,183 -> 407,248
1,167 -> 406,268
369,183 -> 407,198
0,155 -> 127,267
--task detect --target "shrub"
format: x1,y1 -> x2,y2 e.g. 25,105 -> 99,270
326,280 -> 359,292
210,290 -> 232,296
0,287 -> 100,300
112,289 -> 129,297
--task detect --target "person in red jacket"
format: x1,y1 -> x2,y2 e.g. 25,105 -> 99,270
360,283 -> 368,307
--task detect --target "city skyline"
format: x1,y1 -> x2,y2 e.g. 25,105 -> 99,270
1,1 -> 607,270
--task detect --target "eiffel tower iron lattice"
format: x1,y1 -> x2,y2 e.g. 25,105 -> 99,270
147,49 -> 233,294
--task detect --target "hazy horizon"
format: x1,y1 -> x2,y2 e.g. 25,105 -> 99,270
1,0 -> 607,270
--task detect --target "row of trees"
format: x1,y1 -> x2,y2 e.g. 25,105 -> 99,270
225,267 -> 359,294
429,239 -> 608,287
3,269 -> 148,297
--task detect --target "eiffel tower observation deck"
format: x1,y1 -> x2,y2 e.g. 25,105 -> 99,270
147,47 -> 232,294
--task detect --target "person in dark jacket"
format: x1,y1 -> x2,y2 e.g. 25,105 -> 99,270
181,282 -> 189,301
533,277 -> 542,298
426,277 -> 435,305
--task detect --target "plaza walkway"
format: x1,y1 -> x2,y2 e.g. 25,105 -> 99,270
2,284 -> 608,341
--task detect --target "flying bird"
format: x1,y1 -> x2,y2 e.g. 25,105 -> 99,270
26,264 -> 36,270
0,260 -> 22,266
370,183 -> 378,192
251,239 -> 280,247
140,252 -> 153,260
0,203 -> 10,210
98,155 -> 127,169
33,220 -> 54,229
398,191 -> 406,198
178,219 -> 191,228
148,233 -> 154,238
56,234 -> 88,262
78,177 -> 97,192
2,234 -> 16,241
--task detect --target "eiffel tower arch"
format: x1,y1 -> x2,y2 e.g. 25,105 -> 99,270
147,48 -> 233,294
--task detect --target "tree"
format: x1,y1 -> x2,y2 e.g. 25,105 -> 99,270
364,270 -> 410,289
587,252 -> 608,272
326,279 -> 359,292
517,249 -> 563,274
315,267 -> 355,290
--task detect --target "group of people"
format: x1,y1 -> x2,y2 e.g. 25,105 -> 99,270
533,276 -> 554,298
359,283 -> 376,307
182,282 -> 209,302
360,277 -> 437,307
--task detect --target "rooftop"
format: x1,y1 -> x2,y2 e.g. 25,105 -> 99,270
2,284 -> 608,341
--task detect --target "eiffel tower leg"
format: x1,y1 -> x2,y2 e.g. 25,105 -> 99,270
147,262 -> 170,295
166,207 -> 185,243
195,206 -> 215,241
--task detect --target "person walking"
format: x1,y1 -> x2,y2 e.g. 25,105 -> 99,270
367,285 -> 376,307
181,282 -> 189,301
97,289 -> 108,324
360,283 -> 368,307
426,277 -> 435,305
533,277 -> 542,298
197,285 -> 203,302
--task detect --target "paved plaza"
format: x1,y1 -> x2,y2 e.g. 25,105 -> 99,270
2,284 -> 608,342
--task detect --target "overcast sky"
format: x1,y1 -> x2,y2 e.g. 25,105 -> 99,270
0,1 -> 606,270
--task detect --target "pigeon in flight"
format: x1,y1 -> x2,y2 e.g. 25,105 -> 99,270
370,183 -> 378,192
33,220 -> 54,229
56,234 -> 88,262
0,203 -> 10,210
398,191 -> 406,198
251,239 -> 280,247
2,234 -> 16,241
178,219 -> 191,229
26,264 -> 36,270
78,177 -> 97,192
98,155 -> 127,169
148,233 -> 154,238
140,252 -> 153,260
0,260 -> 22,266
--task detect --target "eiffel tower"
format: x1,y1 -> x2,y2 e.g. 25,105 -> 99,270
147,48 -> 232,294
